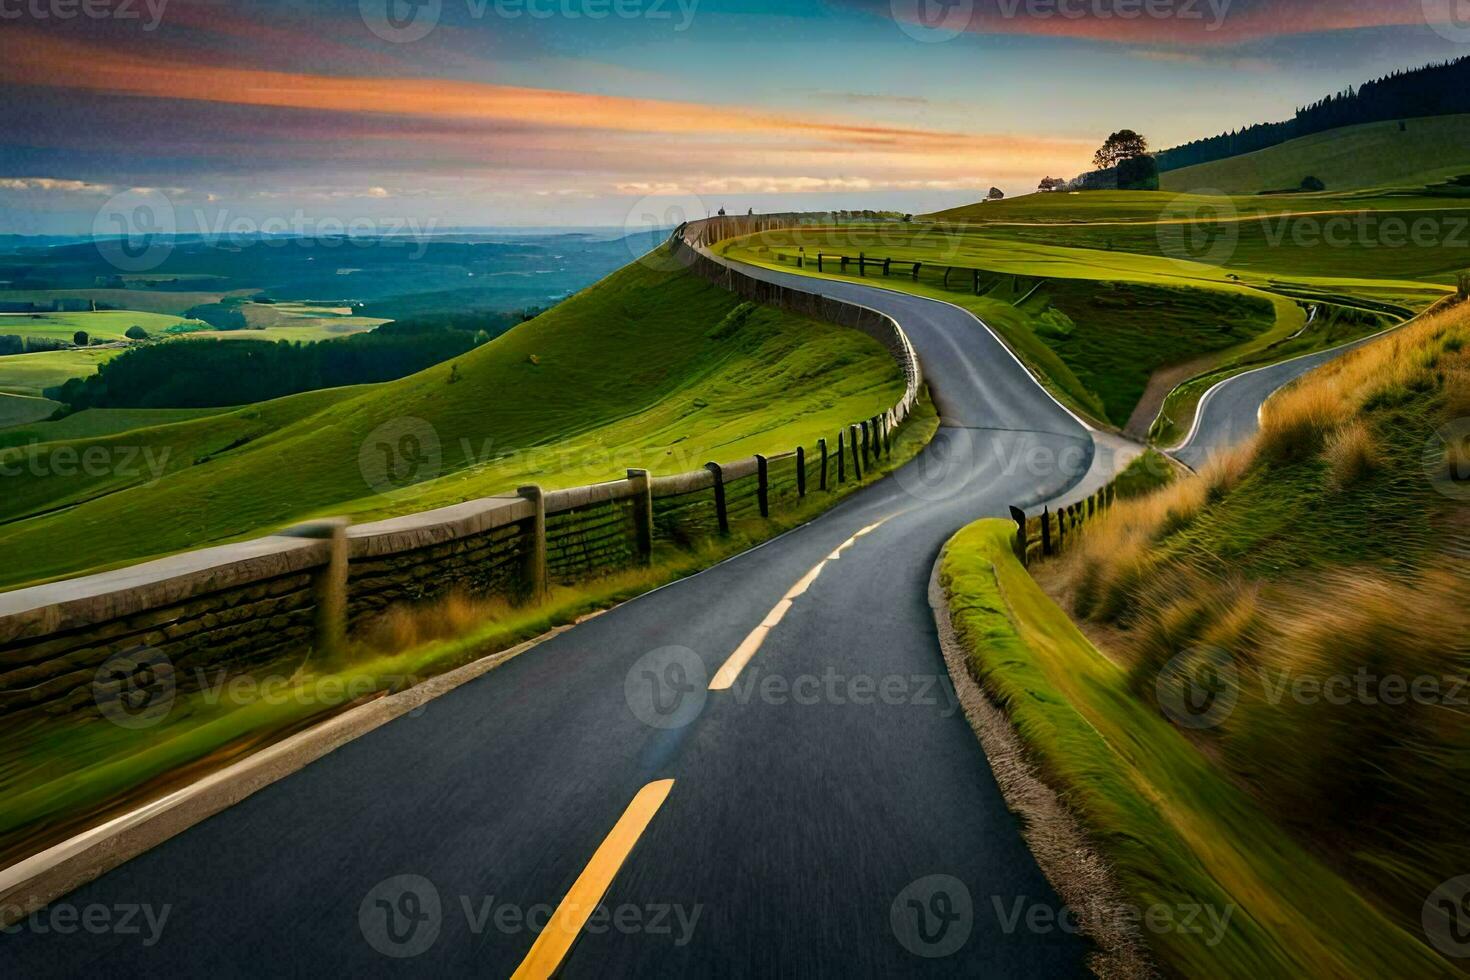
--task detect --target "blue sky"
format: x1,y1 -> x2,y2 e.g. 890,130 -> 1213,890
1,0 -> 1466,232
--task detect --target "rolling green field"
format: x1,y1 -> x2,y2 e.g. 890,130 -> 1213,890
725,183 -> 1461,436
0,261 -> 907,588
0,347 -> 123,398
1161,114 -> 1470,195
229,300 -> 386,341
0,392 -> 58,429
0,406 -> 228,448
0,310 -> 203,342
719,226 -> 1306,427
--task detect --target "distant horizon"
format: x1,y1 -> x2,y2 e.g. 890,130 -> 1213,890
5,0 -> 1468,235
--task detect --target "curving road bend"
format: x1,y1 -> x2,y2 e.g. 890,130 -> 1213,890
1171,330 -> 1395,471
2,255 -> 1120,977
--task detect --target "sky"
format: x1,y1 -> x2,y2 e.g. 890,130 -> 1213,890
1,0 -> 1468,233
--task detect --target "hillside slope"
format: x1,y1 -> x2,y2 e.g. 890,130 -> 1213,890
0,261 -> 904,588
1161,114 -> 1470,194
1056,298 -> 1469,941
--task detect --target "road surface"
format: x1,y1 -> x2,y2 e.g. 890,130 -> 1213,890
1171,330 -> 1389,471
2,255 -> 1124,977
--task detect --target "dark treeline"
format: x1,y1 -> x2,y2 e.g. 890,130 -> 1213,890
1157,56 -> 1470,172
49,314 -> 511,410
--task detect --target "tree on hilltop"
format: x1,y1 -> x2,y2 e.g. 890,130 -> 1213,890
1094,130 -> 1149,169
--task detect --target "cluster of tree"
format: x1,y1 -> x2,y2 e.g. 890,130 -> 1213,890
49,318 -> 492,410
0,335 -> 72,355
1037,177 -> 1066,192
182,302 -> 251,331
1155,56 -> 1470,172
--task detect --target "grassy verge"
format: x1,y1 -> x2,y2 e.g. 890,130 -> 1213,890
939,520 -> 1456,978
0,393 -> 938,868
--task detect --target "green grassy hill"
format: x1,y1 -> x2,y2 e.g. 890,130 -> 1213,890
0,261 -> 905,588
1161,114 -> 1470,195
1050,299 -> 1470,958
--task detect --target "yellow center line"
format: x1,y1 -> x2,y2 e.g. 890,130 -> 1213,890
511,779 -> 676,980
708,516 -> 892,691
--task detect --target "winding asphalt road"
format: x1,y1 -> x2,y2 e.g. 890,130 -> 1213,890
1171,329 -> 1396,471
2,252 -> 1257,977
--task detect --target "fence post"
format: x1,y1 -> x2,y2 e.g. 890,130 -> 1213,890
705,462 -> 729,535
1087,495 -> 1095,518
1009,506 -> 1028,565
841,256 -> 849,274
756,454 -> 770,518
861,420 -> 871,466
973,269 -> 981,295
1057,506 -> 1066,550
627,468 -> 654,565
1041,506 -> 1053,557
884,414 -> 893,457
819,437 -> 830,490
837,431 -> 846,483
817,253 -> 824,273
883,258 -> 891,276
293,518 -> 350,658
943,266 -> 952,288
850,424 -> 864,481
796,251 -> 804,269
912,262 -> 922,281
517,485 -> 549,602
858,252 -> 866,276
796,446 -> 807,497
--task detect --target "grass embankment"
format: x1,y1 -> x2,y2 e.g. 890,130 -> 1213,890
0,396 -> 938,868
1057,300 -> 1470,930
0,261 -> 906,588
1160,114 -> 1470,195
940,521 -> 1457,977
945,300 -> 1470,971
719,226 -> 1294,427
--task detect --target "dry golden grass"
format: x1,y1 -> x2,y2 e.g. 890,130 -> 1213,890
1322,419 -> 1382,489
